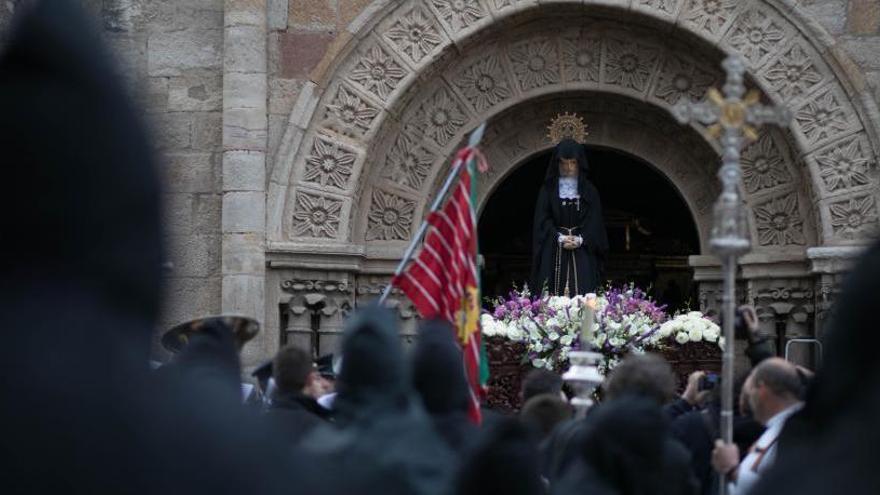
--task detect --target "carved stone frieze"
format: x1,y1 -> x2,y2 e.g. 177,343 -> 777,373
723,8 -> 788,68
679,0 -> 741,40
507,37 -> 561,92
365,189 -> 417,241
753,192 -> 806,246
827,194 -> 880,240
291,189 -> 345,239
452,51 -> 514,113
792,86 -> 861,151
348,43 -> 408,102
383,5 -> 445,66
302,133 -> 360,191
741,132 -> 792,194
603,38 -> 660,93
808,133 -> 877,195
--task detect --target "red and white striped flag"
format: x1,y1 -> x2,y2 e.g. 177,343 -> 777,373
392,145 -> 488,424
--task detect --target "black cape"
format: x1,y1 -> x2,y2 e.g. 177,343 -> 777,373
531,139 -> 608,295
412,319 -> 480,454
299,306 -> 455,495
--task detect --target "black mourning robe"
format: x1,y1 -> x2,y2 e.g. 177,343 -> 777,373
531,140 -> 609,296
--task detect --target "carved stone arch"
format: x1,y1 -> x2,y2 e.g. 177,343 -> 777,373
268,0 -> 880,256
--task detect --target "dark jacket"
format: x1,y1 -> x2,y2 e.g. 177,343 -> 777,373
265,392 -> 330,445
553,397 -> 698,495
412,319 -> 479,454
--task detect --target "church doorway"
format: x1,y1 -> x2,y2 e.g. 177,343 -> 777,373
479,147 -> 701,314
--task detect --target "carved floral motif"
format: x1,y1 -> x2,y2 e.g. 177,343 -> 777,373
431,0 -> 487,33
324,84 -> 380,137
754,192 -> 805,246
829,195 -> 879,239
366,190 -> 416,241
382,135 -> 436,190
741,133 -> 791,193
508,38 -> 560,91
292,191 -> 343,238
653,55 -> 716,104
635,0 -> 680,15
454,53 -> 513,112
795,88 -> 854,147
408,86 -> 470,147
303,135 -> 357,190
604,39 -> 658,92
350,45 -> 407,101
815,135 -> 875,192
560,35 -> 601,83
727,9 -> 785,67
384,7 -> 444,64
680,0 -> 740,37
762,43 -> 824,101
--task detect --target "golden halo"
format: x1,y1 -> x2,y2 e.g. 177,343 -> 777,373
547,112 -> 589,145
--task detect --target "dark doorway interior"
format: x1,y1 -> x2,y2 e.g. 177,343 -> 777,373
479,147 -> 701,313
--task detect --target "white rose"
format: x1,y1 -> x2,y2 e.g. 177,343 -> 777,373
533,342 -> 544,353
532,358 -> 547,368
687,311 -> 704,319
703,329 -> 718,342
593,333 -> 607,347
688,326 -> 704,342
675,331 -> 690,345
508,326 -> 524,342
548,332 -> 560,341
560,334 -> 574,346
659,321 -> 675,338
608,337 -> 625,348
675,314 -> 688,321
482,322 -> 497,337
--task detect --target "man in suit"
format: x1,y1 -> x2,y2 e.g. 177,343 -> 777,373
711,358 -> 804,495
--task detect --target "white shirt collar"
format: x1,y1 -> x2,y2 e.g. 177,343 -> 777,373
764,402 -> 803,431
558,177 -> 579,199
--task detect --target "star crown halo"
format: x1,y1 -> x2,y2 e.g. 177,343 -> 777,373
547,112 -> 589,145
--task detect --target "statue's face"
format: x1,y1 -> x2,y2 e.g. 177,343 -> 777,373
559,158 -> 578,177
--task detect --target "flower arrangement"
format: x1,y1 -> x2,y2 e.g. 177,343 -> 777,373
658,311 -> 723,347
482,284 -> 673,374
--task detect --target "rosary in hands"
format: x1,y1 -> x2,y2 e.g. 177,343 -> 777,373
560,235 -> 583,250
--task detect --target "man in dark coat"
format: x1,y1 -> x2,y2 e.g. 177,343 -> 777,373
299,306 -> 455,495
532,139 -> 608,296
265,345 -> 331,444
411,319 -> 480,454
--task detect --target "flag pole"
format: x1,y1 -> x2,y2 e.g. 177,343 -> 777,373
378,123 -> 486,305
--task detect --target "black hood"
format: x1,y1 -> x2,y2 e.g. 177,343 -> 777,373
333,305 -> 408,420
544,139 -> 590,184
412,319 -> 471,415
0,0 -> 163,339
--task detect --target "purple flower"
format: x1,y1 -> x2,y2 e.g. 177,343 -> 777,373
493,306 -> 507,319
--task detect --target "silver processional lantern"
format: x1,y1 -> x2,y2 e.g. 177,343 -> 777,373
673,55 -> 791,495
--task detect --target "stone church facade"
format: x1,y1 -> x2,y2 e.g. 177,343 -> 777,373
2,0 -> 879,367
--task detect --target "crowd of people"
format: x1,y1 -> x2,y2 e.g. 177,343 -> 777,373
3,2 -> 879,494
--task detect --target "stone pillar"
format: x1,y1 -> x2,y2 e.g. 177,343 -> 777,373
222,0 -> 268,366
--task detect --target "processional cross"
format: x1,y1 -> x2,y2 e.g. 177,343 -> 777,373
673,55 -> 790,493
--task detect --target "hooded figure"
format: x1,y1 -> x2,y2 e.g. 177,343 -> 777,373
750,240 -> 880,495
531,139 -> 608,296
0,3 -> 307,494
412,319 -> 479,454
456,419 -> 545,495
553,397 -> 697,495
300,306 -> 455,495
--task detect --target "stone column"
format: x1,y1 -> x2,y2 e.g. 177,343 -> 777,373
222,0 -> 268,366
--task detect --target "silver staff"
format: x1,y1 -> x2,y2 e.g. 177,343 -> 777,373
673,56 -> 791,495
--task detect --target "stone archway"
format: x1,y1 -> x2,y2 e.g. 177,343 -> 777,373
266,0 -> 880,357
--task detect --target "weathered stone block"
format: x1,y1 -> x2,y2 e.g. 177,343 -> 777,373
221,273 -> 265,322
160,275 -> 222,327
168,68 -> 223,111
167,233 -> 221,277
288,0 -> 336,29
277,30 -> 335,79
224,25 -> 267,73
337,0 -> 373,31
847,0 -> 880,34
222,191 -> 267,232
269,77 -> 304,115
225,0 -> 267,27
191,111 -> 223,150
268,114 -> 287,162
161,152 -> 215,193
222,232 -> 265,274
194,192 -> 222,233
162,193 -> 195,234
151,112 -> 193,150
147,27 -> 222,77
268,0 -> 289,30
841,36 -> 880,71
223,107 -> 268,151
224,72 -> 268,110
223,150 -> 266,191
